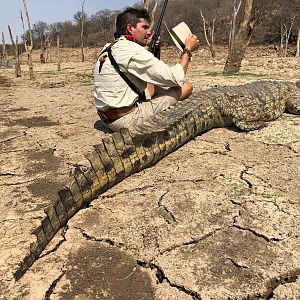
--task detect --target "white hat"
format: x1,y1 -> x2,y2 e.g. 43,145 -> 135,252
166,22 -> 191,51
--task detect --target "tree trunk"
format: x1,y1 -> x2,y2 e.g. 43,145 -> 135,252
223,0 -> 256,74
228,0 -> 242,51
200,10 -> 216,58
150,0 -> 158,31
20,10 -> 29,65
15,36 -> 21,76
278,23 -> 285,57
40,39 -> 46,63
22,0 -> 34,79
45,31 -> 53,63
46,40 -> 52,63
57,35 -> 61,71
283,17 -> 294,57
296,28 -> 300,57
80,0 -> 85,62
143,0 -> 150,11
2,32 -> 9,67
8,26 -> 21,77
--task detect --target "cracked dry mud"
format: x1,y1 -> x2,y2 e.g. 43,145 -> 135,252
0,46 -> 300,299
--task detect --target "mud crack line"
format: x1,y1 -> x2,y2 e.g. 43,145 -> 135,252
137,260 -> 202,300
157,189 -> 177,224
247,268 -> 300,300
240,165 -> 253,189
44,269 -> 65,300
75,226 -> 124,248
264,268 -> 300,299
225,256 -> 250,269
262,140 -> 300,154
100,183 -> 156,199
233,224 -> 280,242
40,226 -> 68,258
154,228 -> 224,259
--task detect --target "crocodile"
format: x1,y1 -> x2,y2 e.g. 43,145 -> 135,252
14,80 -> 300,280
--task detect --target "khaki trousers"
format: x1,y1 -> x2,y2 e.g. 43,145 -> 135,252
105,87 -> 179,132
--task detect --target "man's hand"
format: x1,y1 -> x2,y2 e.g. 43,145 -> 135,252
185,33 -> 200,52
145,33 -> 161,51
145,32 -> 161,59
179,33 -> 200,74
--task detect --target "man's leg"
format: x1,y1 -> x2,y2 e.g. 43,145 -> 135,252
106,87 -> 180,132
106,82 -> 195,132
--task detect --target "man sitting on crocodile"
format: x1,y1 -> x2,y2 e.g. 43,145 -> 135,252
93,7 -> 199,132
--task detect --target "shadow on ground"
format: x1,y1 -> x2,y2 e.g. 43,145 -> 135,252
94,119 -> 113,134
56,241 -> 155,300
0,74 -> 12,87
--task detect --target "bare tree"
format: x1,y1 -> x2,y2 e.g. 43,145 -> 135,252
296,28 -> 300,57
283,21 -> 293,57
279,16 -> 295,57
91,9 -> 115,39
228,0 -> 242,51
4,0 -> 296,53
144,0 -> 159,31
32,21 -> 49,63
2,32 -> 9,67
223,0 -> 257,74
80,0 -> 85,62
22,0 -> 34,79
143,0 -> 150,11
20,10 -> 28,63
45,31 -> 53,63
8,26 -> 21,77
73,2 -> 86,61
279,23 -> 286,57
149,0 -> 159,31
32,21 -> 48,49
200,10 -> 216,58
57,34 -> 61,71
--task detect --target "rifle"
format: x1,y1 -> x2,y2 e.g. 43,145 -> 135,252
148,0 -> 169,58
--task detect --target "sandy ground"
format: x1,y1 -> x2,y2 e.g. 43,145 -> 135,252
0,46 -> 300,299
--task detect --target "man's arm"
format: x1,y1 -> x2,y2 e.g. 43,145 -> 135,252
146,33 -> 199,97
179,33 -> 200,74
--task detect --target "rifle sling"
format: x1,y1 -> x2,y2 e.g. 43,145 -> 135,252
98,43 -> 146,101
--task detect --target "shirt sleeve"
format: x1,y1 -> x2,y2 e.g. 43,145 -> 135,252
126,48 -> 185,88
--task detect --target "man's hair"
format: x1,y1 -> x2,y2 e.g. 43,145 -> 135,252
115,7 -> 151,38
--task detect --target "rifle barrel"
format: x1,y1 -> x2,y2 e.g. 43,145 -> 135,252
149,0 -> 169,54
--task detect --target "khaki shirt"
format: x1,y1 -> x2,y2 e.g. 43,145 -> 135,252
94,36 -> 185,111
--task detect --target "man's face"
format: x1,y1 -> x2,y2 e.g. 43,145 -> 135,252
127,18 -> 151,46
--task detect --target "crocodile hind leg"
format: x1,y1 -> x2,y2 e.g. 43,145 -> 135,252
234,119 -> 266,131
286,97 -> 300,115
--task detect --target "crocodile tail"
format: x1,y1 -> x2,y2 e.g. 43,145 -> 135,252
13,129 -> 141,280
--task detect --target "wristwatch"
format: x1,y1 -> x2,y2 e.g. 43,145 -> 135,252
181,48 -> 192,61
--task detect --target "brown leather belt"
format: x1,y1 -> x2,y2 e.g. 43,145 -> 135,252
97,104 -> 137,123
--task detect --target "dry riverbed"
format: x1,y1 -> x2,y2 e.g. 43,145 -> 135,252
0,46 -> 300,299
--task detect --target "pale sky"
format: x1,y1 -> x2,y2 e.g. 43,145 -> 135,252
0,0 -> 140,41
